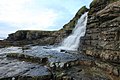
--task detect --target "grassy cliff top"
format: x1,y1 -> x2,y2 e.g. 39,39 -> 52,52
62,6 -> 88,30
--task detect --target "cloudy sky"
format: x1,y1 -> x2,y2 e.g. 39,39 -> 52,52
0,0 -> 92,37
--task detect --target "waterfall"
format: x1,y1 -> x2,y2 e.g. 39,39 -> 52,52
58,12 -> 88,51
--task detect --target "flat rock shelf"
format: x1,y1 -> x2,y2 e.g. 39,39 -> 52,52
0,45 -> 119,80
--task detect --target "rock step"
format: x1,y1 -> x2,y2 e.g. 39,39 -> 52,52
95,61 -> 120,77
6,53 -> 48,64
6,53 -> 120,77
0,58 -> 52,80
49,59 -> 120,77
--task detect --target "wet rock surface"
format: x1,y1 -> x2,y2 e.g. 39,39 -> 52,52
0,46 -> 119,80
0,56 -> 51,80
6,53 -> 48,64
0,46 -> 81,79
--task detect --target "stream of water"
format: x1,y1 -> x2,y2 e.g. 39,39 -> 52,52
58,12 -> 88,51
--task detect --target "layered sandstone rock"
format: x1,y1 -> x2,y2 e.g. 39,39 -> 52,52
80,0 -> 120,63
7,30 -> 56,41
5,30 -> 65,46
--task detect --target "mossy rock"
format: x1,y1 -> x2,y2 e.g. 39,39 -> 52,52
75,6 -> 89,16
63,6 -> 88,30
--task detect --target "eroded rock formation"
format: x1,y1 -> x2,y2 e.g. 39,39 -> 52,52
0,0 -> 120,79
80,0 -> 120,63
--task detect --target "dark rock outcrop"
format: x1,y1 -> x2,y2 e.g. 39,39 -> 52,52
7,30 -> 57,41
80,0 -> 120,64
6,30 -> 56,45
4,30 -> 66,46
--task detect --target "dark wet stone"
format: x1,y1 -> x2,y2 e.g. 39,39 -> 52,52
0,46 -> 120,80
0,58 -> 51,80
19,66 -> 52,80
6,53 -> 48,64
60,49 -> 66,52
42,57 -> 48,63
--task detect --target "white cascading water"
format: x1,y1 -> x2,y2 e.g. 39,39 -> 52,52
57,12 -> 88,51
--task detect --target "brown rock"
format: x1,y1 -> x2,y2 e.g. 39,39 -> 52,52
80,0 -> 120,64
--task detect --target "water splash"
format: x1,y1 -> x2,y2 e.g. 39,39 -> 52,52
58,12 -> 88,51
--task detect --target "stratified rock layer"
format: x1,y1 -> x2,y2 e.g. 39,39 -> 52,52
80,0 -> 120,63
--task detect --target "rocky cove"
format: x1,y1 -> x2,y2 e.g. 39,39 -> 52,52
0,0 -> 120,80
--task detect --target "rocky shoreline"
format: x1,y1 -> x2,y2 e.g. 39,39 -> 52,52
0,0 -> 120,80
0,45 -> 119,80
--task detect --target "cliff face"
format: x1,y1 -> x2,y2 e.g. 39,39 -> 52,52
4,6 -> 88,46
80,0 -> 120,63
5,30 -> 65,46
7,30 -> 56,41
